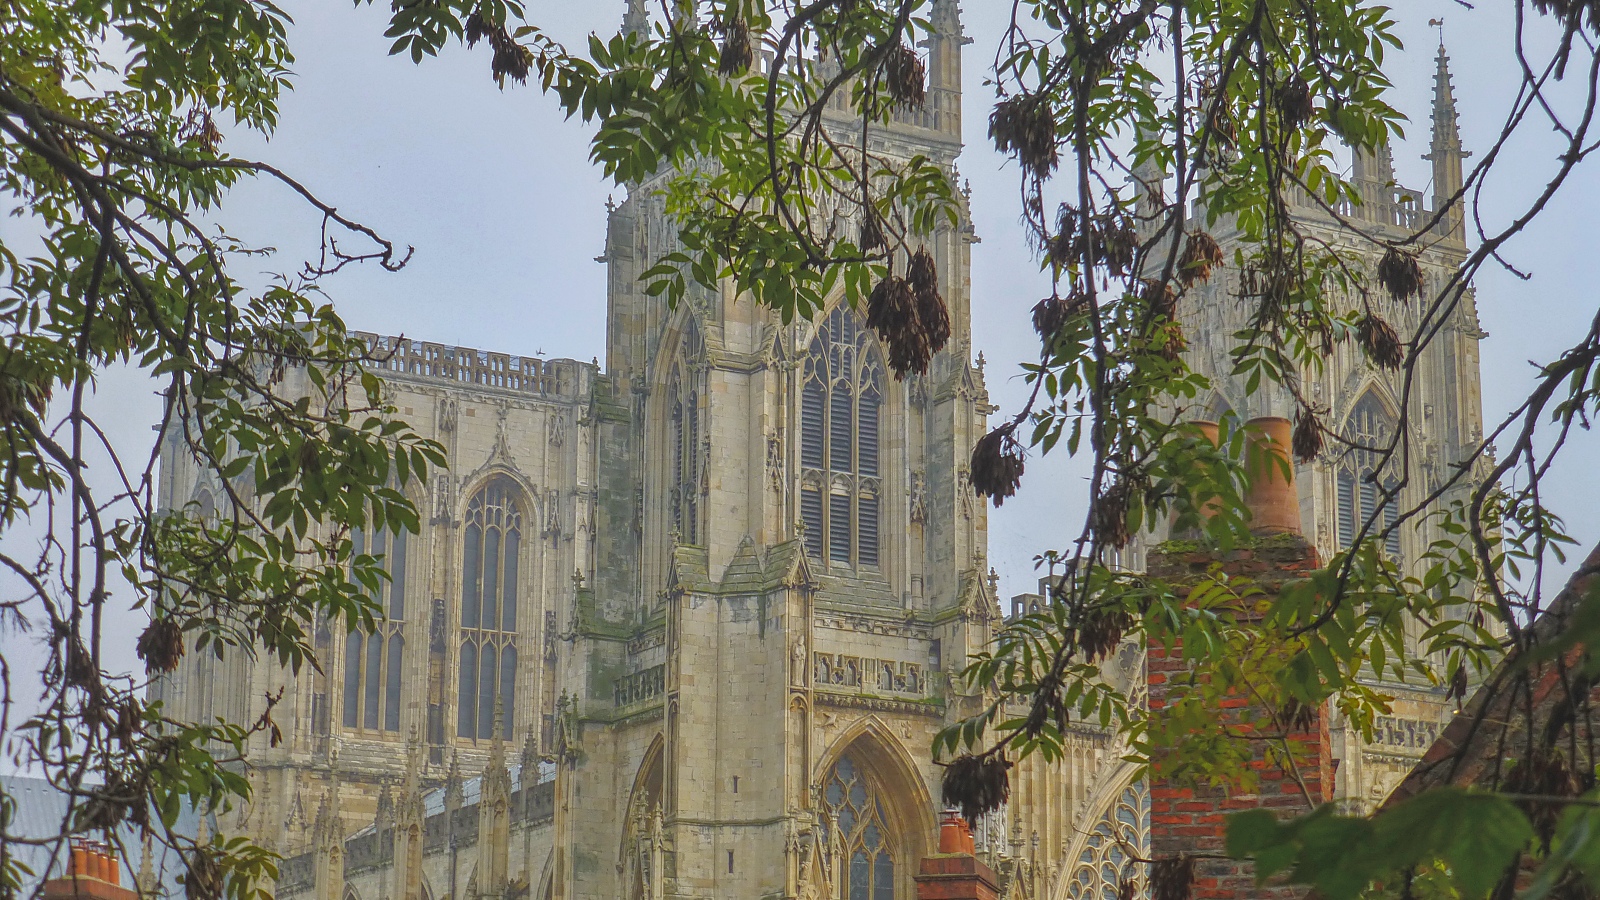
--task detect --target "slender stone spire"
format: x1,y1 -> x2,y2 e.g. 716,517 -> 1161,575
925,0 -> 966,139
622,0 -> 647,38
1425,40 -> 1468,241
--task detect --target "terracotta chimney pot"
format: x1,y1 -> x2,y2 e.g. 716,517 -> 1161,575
937,810 -> 975,855
1243,416 -> 1299,535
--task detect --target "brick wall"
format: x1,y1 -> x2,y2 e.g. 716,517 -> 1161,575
1145,536 -> 1332,900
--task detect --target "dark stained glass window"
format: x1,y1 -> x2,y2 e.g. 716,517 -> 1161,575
799,307 -> 885,571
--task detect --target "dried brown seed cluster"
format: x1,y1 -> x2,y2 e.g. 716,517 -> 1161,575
1076,603 -> 1134,662
941,753 -> 1012,827
859,213 -> 884,251
884,44 -> 926,107
970,422 -> 1025,505
1151,856 -> 1197,900
1357,313 -> 1404,370
990,93 -> 1059,179
1531,0 -> 1600,33
1276,696 -> 1319,733
1292,406 -> 1323,463
1032,293 -> 1075,342
865,248 -> 949,377
1141,279 -> 1177,321
1276,76 -> 1314,127
1095,215 -> 1137,276
717,17 -> 753,76
1094,479 -> 1132,548
1157,321 -> 1187,362
137,617 -> 185,674
1377,247 -> 1424,300
466,11 -> 533,84
1178,231 -> 1224,286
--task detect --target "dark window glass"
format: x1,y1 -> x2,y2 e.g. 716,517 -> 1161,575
462,523 -> 482,628
343,632 -> 362,728
384,635 -> 404,732
499,646 -> 517,739
478,642 -> 498,739
364,633 -> 383,730
457,641 -> 477,738
799,307 -> 885,571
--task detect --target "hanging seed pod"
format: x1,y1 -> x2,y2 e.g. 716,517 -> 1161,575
488,28 -> 533,84
884,43 -> 926,108
137,617 -> 185,674
1077,604 -> 1134,662
1117,879 -> 1138,900
1159,321 -> 1187,362
970,423 -> 1026,505
941,753 -> 1012,827
1094,479 -> 1132,549
1276,75 -> 1314,127
718,17 -> 754,76
1141,279 -> 1178,320
1095,215 -> 1137,276
1178,231 -> 1225,286
1151,857 -> 1196,900
1277,696 -> 1319,733
990,94 -> 1059,180
859,213 -> 885,252
1446,662 -> 1470,704
465,10 -> 490,46
1357,313 -> 1405,370
1292,406 -> 1323,463
908,248 -> 950,354
1032,295 -> 1068,341
1377,247 -> 1424,300
866,275 -> 929,377
1046,204 -> 1079,268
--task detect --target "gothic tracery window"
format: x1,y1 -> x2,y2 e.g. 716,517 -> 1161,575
458,478 -> 522,741
1336,393 -> 1403,560
800,307 -> 884,570
821,753 -> 897,900
1065,781 -> 1151,900
667,321 -> 704,545
343,524 -> 408,733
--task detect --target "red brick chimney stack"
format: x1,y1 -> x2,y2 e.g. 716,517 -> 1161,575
914,811 -> 1000,900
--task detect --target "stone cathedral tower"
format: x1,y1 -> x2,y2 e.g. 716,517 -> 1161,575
146,10 -> 1485,900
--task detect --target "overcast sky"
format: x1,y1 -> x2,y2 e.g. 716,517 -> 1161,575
3,1 -> 1598,741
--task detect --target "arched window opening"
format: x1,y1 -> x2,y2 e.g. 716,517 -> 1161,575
1065,781 -> 1151,900
342,521 -> 409,734
800,307 -> 884,571
821,752 -> 896,900
666,321 -> 704,545
459,478 -> 522,741
1336,393 -> 1403,560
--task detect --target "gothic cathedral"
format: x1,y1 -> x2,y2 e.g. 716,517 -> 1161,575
149,5 -> 1484,899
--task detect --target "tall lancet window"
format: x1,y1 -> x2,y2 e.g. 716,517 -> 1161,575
667,322 -> 704,544
458,477 -> 522,741
821,753 -> 897,900
800,306 -> 884,569
1335,392 -> 1403,560
343,522 -> 408,733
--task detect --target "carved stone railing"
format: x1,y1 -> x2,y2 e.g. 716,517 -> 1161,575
812,652 -> 924,697
352,332 -> 584,398
614,664 -> 666,707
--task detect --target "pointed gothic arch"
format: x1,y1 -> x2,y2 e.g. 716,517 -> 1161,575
1335,388 -> 1404,559
621,735 -> 667,899
457,473 -> 529,742
814,717 -> 936,900
798,304 -> 887,572
1055,765 -> 1151,900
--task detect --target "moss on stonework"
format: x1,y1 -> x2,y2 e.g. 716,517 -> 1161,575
1151,531 -> 1308,557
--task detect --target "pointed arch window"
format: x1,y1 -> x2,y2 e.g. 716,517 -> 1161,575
821,753 -> 897,900
667,321 -> 704,544
1336,393 -> 1403,560
800,307 -> 884,570
458,478 -> 522,741
343,522 -> 409,733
